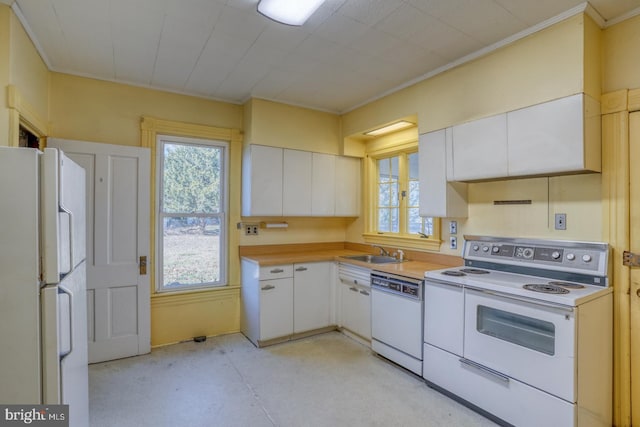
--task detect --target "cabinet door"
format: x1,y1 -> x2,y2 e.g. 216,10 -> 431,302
354,287 -> 371,340
311,153 -> 336,216
451,114 -> 508,181
424,281 -> 464,355
341,282 -> 359,333
340,283 -> 371,340
243,145 -> 283,216
259,278 -> 293,341
334,156 -> 361,216
419,129 -> 467,218
293,262 -> 332,333
283,149 -> 312,216
507,94 -> 599,176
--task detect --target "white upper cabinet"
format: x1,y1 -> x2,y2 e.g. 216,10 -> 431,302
419,129 -> 468,218
312,153 -> 336,216
242,145 -> 361,217
451,113 -> 508,181
334,156 -> 361,216
507,94 -> 601,176
242,145 -> 283,216
283,149 -> 312,216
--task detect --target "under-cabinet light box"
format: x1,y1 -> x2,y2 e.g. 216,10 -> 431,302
260,221 -> 288,229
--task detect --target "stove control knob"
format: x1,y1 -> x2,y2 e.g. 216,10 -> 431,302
472,245 -> 480,251
492,246 -> 500,254
582,254 -> 592,263
551,251 -> 561,259
566,253 -> 576,261
522,248 -> 534,259
482,246 -> 490,252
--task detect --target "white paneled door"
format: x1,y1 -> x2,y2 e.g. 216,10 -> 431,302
49,139 -> 150,363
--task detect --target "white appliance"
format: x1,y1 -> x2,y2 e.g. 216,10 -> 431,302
423,235 -> 612,427
371,271 -> 423,375
0,147 -> 89,426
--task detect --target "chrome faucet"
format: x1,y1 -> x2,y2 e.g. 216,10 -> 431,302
372,245 -> 391,257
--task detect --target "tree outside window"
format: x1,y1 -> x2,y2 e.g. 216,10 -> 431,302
157,137 -> 228,291
375,151 -> 433,238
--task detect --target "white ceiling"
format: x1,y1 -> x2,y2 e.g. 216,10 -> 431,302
4,0 -> 640,113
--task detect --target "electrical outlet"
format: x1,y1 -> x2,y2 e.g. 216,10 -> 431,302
244,223 -> 259,235
555,213 -> 567,230
449,221 -> 457,235
450,236 -> 457,250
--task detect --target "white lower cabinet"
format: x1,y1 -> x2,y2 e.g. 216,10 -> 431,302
340,283 -> 371,340
241,260 -> 334,346
259,277 -> 294,341
293,262 -> 333,333
241,261 -> 294,346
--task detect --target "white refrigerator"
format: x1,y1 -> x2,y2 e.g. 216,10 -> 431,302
0,147 -> 89,426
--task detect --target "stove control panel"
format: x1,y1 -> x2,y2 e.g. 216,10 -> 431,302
463,236 -> 608,276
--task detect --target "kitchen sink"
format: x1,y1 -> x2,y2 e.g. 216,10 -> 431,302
341,254 -> 399,264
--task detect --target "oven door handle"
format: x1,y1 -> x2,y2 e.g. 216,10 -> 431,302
467,287 -> 575,313
459,358 -> 510,384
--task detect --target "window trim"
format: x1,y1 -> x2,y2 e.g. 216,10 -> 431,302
363,141 -> 441,251
155,134 -> 230,293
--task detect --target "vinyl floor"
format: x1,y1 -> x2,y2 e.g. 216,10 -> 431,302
89,331 -> 498,427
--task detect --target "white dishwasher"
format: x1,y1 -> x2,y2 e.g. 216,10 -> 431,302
371,271 -> 424,375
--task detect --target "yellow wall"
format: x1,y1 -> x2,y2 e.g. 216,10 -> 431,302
0,6 -> 11,145
47,74 -> 245,347
342,14 -> 587,138
9,10 -> 49,124
49,73 -> 242,146
244,98 -> 341,154
0,4 -> 50,145
342,13 -> 601,255
602,14 -> 640,92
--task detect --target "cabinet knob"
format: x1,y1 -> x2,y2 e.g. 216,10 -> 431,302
295,267 -> 308,272
270,268 -> 284,273
261,284 -> 275,291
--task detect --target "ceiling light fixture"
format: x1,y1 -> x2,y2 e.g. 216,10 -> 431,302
257,0 -> 325,26
364,120 -> 415,136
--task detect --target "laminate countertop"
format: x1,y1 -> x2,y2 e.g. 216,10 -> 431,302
241,250 -> 452,280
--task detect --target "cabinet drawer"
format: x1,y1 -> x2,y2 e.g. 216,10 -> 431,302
259,264 -> 293,280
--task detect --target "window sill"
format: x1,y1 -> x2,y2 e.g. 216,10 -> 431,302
152,284 -> 240,300
362,233 -> 441,251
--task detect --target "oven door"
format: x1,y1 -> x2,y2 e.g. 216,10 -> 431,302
463,288 -> 576,402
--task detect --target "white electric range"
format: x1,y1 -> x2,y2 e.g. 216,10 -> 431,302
423,235 -> 612,427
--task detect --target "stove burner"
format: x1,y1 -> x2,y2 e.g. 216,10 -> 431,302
460,268 -> 490,274
523,284 -> 570,294
442,270 -> 465,277
548,281 -> 585,289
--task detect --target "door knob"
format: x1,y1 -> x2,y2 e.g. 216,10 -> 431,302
139,256 -> 147,275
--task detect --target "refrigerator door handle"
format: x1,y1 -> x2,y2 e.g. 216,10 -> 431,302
58,207 -> 74,275
42,148 -> 61,284
58,286 -> 73,360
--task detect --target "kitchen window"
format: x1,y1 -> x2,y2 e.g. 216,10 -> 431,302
365,145 -> 439,250
156,135 -> 228,292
